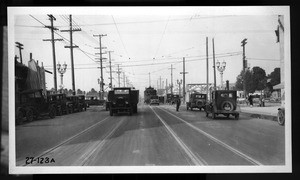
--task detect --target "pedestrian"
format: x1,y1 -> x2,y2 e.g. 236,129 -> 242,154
176,98 -> 181,111
260,95 -> 265,107
248,94 -> 253,107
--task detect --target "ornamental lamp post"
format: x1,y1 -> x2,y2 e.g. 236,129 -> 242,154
57,62 -> 67,93
216,60 -> 226,90
177,79 -> 183,97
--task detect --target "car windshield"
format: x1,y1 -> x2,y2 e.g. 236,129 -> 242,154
114,89 -> 129,94
195,94 -> 205,99
220,93 -> 233,98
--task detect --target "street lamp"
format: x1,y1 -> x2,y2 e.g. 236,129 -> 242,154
177,79 -> 183,97
57,62 -> 67,93
216,60 -> 226,90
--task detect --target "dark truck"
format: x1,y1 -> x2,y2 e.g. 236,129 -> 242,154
108,87 -> 139,116
77,95 -> 87,111
205,90 -> 239,120
47,93 -> 73,115
16,89 -> 56,125
186,92 -> 207,111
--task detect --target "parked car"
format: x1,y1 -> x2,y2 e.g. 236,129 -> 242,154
66,95 -> 81,113
205,90 -> 239,120
47,93 -> 73,115
77,95 -> 87,111
186,92 -> 207,111
16,89 -> 56,125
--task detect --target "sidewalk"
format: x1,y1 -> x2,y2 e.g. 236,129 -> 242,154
239,104 -> 280,121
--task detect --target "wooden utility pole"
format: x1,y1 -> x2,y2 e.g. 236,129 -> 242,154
61,15 -> 81,95
206,37 -> 209,101
15,42 -> 24,64
116,64 -> 122,87
180,57 -> 188,103
148,72 -> 151,87
165,79 -> 168,94
212,38 -> 217,90
107,50 -> 114,90
241,38 -> 248,97
94,34 -> 107,100
160,76 -> 162,89
123,72 -> 126,87
43,14 -> 63,92
168,64 -> 175,94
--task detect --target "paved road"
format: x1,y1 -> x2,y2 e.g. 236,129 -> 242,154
15,104 -> 285,166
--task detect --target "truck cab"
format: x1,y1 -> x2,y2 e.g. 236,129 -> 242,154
108,87 -> 139,116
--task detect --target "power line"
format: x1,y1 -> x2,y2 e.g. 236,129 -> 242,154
154,16 -> 170,59
246,57 -> 280,61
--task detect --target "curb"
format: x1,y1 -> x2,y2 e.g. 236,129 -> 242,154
240,111 -> 277,121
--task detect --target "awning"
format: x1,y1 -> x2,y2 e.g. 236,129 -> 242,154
273,82 -> 284,90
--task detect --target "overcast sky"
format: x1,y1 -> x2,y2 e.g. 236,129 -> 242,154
11,7 -> 285,93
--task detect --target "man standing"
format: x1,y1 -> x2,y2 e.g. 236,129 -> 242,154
176,98 -> 181,111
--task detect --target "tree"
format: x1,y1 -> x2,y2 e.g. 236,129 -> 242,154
268,68 -> 280,86
252,66 -> 267,92
90,88 -> 97,93
77,89 -> 83,95
235,69 -> 253,93
235,66 -> 267,94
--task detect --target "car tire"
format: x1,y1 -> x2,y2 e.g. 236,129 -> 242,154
235,114 -> 239,120
221,101 -> 234,111
277,110 -> 285,126
49,106 -> 56,119
212,112 -> 216,119
16,108 -> 24,125
26,108 -> 34,122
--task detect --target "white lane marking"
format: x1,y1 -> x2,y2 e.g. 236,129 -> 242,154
158,107 -> 263,165
80,119 -> 125,166
21,116 -> 111,166
150,106 -> 207,166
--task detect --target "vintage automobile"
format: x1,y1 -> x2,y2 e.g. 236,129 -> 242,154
77,95 -> 87,111
205,90 -> 239,120
66,95 -> 81,113
16,89 -> 56,125
108,87 -> 139,116
171,94 -> 180,105
150,97 -> 160,105
186,92 -> 207,111
47,93 -> 73,115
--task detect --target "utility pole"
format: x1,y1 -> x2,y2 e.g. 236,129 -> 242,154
107,50 -> 114,90
15,42 -> 24,64
180,57 -> 188,103
168,64 -> 175,94
241,38 -> 247,97
93,34 -> 107,100
166,79 -> 168,94
123,72 -> 126,87
206,37 -> 209,101
61,15 -> 81,95
148,72 -> 151,87
160,76 -> 162,89
43,14 -> 63,93
116,64 -> 122,87
212,38 -> 217,90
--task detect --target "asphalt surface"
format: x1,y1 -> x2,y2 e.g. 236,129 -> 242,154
15,104 -> 285,166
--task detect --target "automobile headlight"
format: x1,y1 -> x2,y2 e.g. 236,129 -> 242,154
125,101 -> 129,104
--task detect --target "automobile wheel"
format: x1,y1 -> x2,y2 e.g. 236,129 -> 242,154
49,106 -> 56,119
26,108 -> 34,122
221,101 -> 234,111
226,114 -> 230,118
277,110 -> 285,126
235,114 -> 239,120
16,109 -> 24,125
85,107 -> 87,111
212,112 -> 216,119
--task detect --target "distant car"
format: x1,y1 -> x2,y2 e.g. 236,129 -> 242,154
150,99 -> 159,105
186,93 -> 207,111
77,95 -> 87,111
205,90 -> 239,120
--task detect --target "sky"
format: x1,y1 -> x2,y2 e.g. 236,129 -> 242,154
12,7 -> 284,93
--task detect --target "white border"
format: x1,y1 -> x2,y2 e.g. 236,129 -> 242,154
8,6 -> 291,174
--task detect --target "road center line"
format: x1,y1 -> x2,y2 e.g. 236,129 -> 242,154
158,107 -> 263,166
21,116 -> 111,166
150,106 -> 207,166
